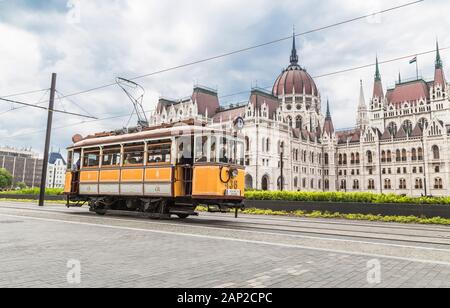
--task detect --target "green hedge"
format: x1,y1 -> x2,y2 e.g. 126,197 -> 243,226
0,188 -> 64,196
244,191 -> 450,205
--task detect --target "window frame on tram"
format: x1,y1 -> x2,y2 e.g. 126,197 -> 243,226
193,133 -> 245,166
147,140 -> 172,165
82,147 -> 101,169
123,142 -> 145,166
101,146 -> 122,168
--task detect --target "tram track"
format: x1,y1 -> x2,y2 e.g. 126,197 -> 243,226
1,202 -> 450,248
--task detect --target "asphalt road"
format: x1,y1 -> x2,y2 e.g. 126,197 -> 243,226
0,201 -> 449,288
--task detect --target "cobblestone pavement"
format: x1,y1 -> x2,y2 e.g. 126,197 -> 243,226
0,201 -> 449,288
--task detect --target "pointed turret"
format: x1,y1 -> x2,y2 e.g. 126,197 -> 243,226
323,100 -> 335,136
357,80 -> 369,130
290,31 -> 299,67
434,40 -> 446,87
326,99 -> 332,119
436,40 -> 443,69
373,57 -> 384,99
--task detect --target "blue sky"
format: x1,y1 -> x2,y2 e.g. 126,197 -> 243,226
0,0 -> 449,154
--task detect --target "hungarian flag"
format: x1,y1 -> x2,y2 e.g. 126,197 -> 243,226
410,56 -> 417,64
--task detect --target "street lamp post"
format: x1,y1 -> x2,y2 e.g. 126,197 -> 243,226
280,142 -> 284,191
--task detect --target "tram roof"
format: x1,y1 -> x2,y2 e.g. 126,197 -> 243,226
69,124 -> 238,149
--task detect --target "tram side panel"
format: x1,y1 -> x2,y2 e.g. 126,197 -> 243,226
74,165 -> 176,198
192,165 -> 245,199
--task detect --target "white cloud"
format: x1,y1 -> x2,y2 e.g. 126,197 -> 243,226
0,0 -> 449,154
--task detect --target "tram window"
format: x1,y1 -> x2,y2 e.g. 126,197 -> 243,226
210,136 -> 217,163
67,151 -> 73,171
148,143 -> 171,164
195,136 -> 208,163
219,137 -> 229,163
236,141 -> 245,166
177,137 -> 192,164
123,144 -> 145,166
102,147 -> 121,167
83,149 -> 100,168
73,151 -> 81,170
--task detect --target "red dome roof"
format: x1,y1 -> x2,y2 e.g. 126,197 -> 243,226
272,65 -> 318,97
272,34 -> 318,97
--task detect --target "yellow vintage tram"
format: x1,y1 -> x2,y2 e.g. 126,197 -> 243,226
64,122 -> 245,219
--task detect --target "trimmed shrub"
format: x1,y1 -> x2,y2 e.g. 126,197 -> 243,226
244,190 -> 450,205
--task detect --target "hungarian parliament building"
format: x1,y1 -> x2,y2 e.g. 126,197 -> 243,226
151,37 -> 449,197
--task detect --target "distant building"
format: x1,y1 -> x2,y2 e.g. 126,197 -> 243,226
151,37 -> 450,197
47,152 -> 67,189
0,147 -> 43,188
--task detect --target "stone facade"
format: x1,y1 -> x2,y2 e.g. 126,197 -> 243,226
151,38 -> 449,197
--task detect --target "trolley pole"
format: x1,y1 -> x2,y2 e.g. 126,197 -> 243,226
39,73 -> 57,207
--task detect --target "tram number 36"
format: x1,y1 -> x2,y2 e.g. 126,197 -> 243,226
225,180 -> 238,190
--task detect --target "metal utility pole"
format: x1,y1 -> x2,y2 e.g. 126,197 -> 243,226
39,73 -> 57,207
280,143 -> 284,191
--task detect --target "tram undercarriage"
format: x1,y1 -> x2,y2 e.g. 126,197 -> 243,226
67,195 -> 245,219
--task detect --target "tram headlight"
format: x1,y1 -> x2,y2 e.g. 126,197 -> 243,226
230,168 -> 239,178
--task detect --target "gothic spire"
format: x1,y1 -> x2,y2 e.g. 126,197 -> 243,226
373,56 -> 384,99
359,80 -> 364,104
290,30 -> 299,66
375,57 -> 381,81
436,40 -> 443,69
326,99 -> 331,119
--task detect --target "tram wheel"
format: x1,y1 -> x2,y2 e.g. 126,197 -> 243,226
176,214 -> 189,219
95,210 -> 106,216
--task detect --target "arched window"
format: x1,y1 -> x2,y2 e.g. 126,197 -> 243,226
403,120 -> 413,136
324,153 -> 329,165
353,180 -> 360,190
340,180 -> 347,191
432,145 -> 440,160
294,177 -> 299,188
388,122 -> 397,135
381,151 -> 386,163
295,116 -> 303,129
402,149 -> 407,162
387,150 -> 392,163
266,138 -> 270,152
411,148 -> 417,161
418,148 -> 424,161
324,179 -> 330,191
368,179 -> 375,190
245,174 -> 253,189
343,154 -> 348,165
339,154 -> 343,165
384,179 -> 392,190
415,178 -> 423,189
399,179 -> 407,190
418,118 -> 429,130
262,138 -> 266,152
355,153 -> 360,164
396,149 -> 401,162
245,136 -> 250,152
367,151 -> 373,164
351,153 -> 355,164
261,175 -> 269,191
435,178 -> 443,189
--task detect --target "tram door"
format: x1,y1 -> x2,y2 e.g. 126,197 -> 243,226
65,150 -> 81,195
175,136 -> 194,196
